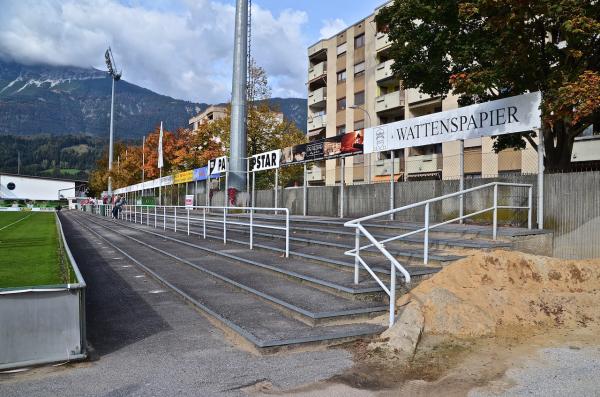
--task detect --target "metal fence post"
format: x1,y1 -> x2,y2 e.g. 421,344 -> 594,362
203,207 -> 206,239
537,129 -> 544,229
163,206 -> 166,230
340,157 -> 345,218
527,186 -> 533,230
285,210 -> 290,258
459,140 -> 465,223
147,206 -> 150,226
493,184 -> 498,240
174,207 -> 177,232
389,150 -> 395,220
354,228 -> 360,284
424,203 -> 430,265
389,262 -> 396,328
303,162 -> 307,216
275,168 -> 279,214
154,206 -> 157,228
187,209 -> 190,236
249,208 -> 253,250
223,207 -> 227,244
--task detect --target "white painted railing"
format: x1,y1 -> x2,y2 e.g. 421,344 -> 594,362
344,182 -> 533,327
94,204 -> 290,258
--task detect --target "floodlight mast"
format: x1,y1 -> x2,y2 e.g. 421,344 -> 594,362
105,47 -> 121,201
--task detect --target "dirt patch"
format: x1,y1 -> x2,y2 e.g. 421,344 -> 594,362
391,250 -> 600,339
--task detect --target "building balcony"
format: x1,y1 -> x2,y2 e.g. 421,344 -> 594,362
308,40 -> 327,59
308,87 -> 327,108
308,61 -> 327,82
406,154 -> 442,175
375,59 -> 394,83
376,32 -> 391,52
375,90 -> 404,113
307,114 -> 327,131
405,88 -> 436,105
374,158 -> 402,176
306,165 -> 324,181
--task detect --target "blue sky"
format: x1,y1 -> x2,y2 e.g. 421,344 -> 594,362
0,0 -> 384,103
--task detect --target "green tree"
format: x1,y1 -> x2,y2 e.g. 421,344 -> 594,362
378,0 -> 600,170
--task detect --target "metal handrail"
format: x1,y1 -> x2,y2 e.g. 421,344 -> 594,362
344,181 -> 533,328
94,204 -> 290,257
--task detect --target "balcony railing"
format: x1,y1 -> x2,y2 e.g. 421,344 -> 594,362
406,154 -> 442,174
308,40 -> 327,58
375,59 -> 394,82
308,87 -> 327,107
405,88 -> 437,104
376,32 -> 391,52
308,61 -> 327,81
375,90 -> 404,113
308,114 -> 327,131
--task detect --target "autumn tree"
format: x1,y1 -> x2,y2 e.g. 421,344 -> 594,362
377,0 -> 600,170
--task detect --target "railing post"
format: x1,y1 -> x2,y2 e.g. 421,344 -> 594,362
389,262 -> 396,328
493,184 -> 498,240
223,207 -> 227,244
163,206 -> 166,230
285,210 -> 290,258
354,228 -> 360,284
174,207 -> 177,232
134,205 -> 137,223
203,207 -> 206,239
527,186 -> 532,230
424,203 -> 430,265
187,208 -> 190,236
154,206 -> 157,228
459,139 -> 464,223
249,208 -> 254,250
147,206 -> 150,226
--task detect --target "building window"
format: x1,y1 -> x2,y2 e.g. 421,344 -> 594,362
337,70 -> 346,82
337,97 -> 346,111
337,125 -> 346,135
354,90 -> 365,106
354,61 -> 365,77
354,34 -> 365,49
354,120 -> 365,130
336,42 -> 347,56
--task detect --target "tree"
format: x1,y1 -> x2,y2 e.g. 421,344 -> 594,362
377,0 -> 600,170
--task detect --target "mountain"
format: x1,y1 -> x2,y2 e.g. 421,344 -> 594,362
0,60 -> 307,137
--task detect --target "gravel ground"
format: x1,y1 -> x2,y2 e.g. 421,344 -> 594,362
469,346 -> 600,397
0,215 -> 353,397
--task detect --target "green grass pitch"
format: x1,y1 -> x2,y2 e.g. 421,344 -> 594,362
0,212 -> 73,288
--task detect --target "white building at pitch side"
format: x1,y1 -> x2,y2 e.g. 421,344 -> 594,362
0,173 -> 87,201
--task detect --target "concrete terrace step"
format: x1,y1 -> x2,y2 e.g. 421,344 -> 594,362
73,212 -> 390,323
65,212 -> 385,348
197,213 -> 513,251
114,214 -> 442,295
126,209 -> 443,278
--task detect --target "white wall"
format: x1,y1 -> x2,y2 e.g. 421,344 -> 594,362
0,175 -> 75,201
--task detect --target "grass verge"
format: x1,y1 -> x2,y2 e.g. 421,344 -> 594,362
0,212 -> 75,288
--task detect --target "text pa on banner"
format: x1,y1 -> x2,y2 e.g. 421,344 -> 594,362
208,156 -> 228,175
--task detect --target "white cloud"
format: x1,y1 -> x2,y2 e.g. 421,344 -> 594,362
0,0 -> 309,103
319,18 -> 347,39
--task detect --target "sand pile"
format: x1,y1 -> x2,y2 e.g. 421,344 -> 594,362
379,250 -> 600,355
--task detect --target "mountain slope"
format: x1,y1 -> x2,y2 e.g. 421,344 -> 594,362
0,60 -> 307,137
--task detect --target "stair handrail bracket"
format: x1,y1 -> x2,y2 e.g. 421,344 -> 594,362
344,181 -> 533,328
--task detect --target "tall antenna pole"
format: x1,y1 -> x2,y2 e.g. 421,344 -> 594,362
229,0 -> 249,191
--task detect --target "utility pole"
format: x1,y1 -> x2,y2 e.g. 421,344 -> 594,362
229,0 -> 249,191
105,47 -> 122,201
142,135 -> 145,196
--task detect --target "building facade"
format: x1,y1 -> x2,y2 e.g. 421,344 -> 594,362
306,2 -> 539,186
0,174 -> 86,201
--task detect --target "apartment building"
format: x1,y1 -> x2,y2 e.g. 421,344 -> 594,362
189,105 -> 228,131
306,2 -> 538,185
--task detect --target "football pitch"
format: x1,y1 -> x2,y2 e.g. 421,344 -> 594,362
0,211 -> 74,288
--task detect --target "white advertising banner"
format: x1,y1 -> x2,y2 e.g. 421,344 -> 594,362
209,156 -> 228,175
251,149 -> 281,172
364,92 -> 541,153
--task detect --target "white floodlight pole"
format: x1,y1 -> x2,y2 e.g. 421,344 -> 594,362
108,77 -> 115,200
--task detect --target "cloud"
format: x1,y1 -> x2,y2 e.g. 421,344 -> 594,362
319,18 -> 347,39
0,0 -> 309,103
